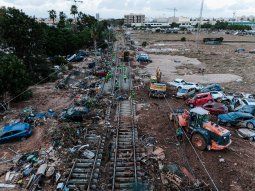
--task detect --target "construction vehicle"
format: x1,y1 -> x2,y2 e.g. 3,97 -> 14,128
149,67 -> 166,98
170,107 -> 231,150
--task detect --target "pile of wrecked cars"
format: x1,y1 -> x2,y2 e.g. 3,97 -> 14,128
168,78 -> 255,142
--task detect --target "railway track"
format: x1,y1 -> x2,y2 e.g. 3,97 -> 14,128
66,131 -> 106,190
109,60 -> 146,190
110,99 -> 141,191
66,54 -> 118,191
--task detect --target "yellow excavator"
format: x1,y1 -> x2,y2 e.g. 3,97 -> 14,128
149,67 -> 166,98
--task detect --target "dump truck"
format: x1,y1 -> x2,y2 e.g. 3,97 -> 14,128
170,107 -> 231,150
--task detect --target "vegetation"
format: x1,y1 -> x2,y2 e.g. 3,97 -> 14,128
0,6 -> 113,101
201,21 -> 252,30
0,53 -> 30,99
48,10 -> 57,24
142,41 -> 148,47
181,37 -> 186,41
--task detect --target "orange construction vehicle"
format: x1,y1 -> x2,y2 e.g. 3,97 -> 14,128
170,107 -> 231,150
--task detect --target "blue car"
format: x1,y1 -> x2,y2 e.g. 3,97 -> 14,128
238,105 -> 255,116
200,84 -> 222,93
218,112 -> 255,128
136,54 -> 152,63
0,122 -> 32,143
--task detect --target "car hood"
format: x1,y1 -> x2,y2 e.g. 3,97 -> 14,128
218,114 -> 233,121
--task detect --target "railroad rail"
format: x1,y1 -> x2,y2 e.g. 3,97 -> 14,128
66,53 -> 118,191
109,59 -> 143,190
66,131 -> 105,190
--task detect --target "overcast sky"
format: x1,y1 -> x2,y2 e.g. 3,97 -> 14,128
1,0 -> 255,19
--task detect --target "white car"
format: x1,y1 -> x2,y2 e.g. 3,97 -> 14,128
176,87 -> 196,98
168,79 -> 203,90
210,91 -> 226,100
232,98 -> 255,111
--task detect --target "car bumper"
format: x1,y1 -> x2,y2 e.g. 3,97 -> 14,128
210,139 -> 232,150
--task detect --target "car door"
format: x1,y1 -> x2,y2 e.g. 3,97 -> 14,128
235,117 -> 243,126
200,95 -> 208,105
11,130 -> 24,139
0,131 -> 13,142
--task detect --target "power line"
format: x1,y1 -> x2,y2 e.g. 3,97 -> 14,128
164,97 -> 219,191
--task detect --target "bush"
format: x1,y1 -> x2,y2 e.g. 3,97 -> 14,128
14,90 -> 33,102
181,37 -> 186,41
51,56 -> 67,66
67,64 -> 74,70
142,41 -> 148,47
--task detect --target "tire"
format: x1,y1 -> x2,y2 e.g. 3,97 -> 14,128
191,133 -> 207,150
190,104 -> 194,108
247,122 -> 255,129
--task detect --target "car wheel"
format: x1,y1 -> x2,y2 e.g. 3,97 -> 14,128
190,104 -> 194,108
247,122 -> 255,129
191,133 -> 207,150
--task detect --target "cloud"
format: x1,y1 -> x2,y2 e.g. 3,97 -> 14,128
0,0 -> 254,18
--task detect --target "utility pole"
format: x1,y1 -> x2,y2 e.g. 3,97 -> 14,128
232,11 -> 236,24
196,0 -> 204,50
166,8 -> 178,23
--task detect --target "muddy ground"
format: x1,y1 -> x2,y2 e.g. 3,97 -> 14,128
131,31 -> 255,94
131,30 -> 255,191
135,85 -> 255,191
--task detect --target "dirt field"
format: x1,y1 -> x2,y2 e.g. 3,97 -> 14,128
131,30 -> 255,191
135,84 -> 255,191
131,30 -> 255,94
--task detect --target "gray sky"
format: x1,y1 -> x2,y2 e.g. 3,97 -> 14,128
1,0 -> 255,19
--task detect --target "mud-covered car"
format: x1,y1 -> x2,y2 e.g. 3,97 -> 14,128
218,112 -> 255,128
200,84 -> 222,93
60,106 -> 89,122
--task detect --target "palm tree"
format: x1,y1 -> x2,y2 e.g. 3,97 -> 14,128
48,10 -> 57,24
58,11 -> 66,28
59,11 -> 66,21
70,5 -> 78,23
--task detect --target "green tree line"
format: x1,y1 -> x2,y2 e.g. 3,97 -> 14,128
200,21 -> 252,30
0,6 -> 113,102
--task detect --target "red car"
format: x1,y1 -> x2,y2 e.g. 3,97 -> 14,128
202,102 -> 228,115
187,92 -> 213,107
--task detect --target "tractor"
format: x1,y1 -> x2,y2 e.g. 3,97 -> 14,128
170,107 -> 231,150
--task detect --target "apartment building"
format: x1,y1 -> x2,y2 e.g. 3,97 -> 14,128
124,14 -> 145,25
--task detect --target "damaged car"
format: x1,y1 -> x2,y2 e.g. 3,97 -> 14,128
218,112 -> 255,129
60,106 -> 89,122
0,122 -> 32,143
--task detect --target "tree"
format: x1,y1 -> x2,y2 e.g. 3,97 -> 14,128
77,12 -> 97,30
70,5 -> 78,23
48,9 -> 57,24
58,11 -> 66,28
0,53 -> 30,98
171,22 -> 180,28
0,7 -> 51,82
